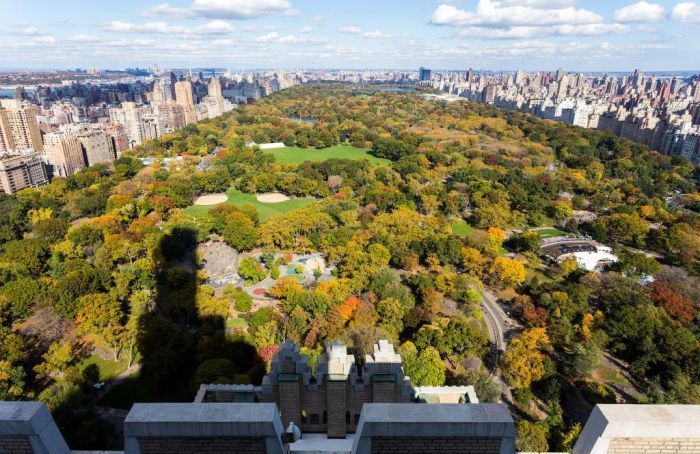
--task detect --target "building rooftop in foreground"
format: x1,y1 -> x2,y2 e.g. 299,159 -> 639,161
1,341 -> 699,454
1,402 -> 700,454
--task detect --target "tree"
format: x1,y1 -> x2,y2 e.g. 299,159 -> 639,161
377,297 -> 404,338
1,238 -> 50,275
193,358 -> 235,385
604,213 -> 650,246
34,341 -> 76,384
223,286 -> 252,312
0,277 -> 45,320
456,370 -> 500,403
491,257 -> 526,287
75,294 -> 125,360
268,276 -> 302,300
400,342 -> 446,386
414,347 -> 446,386
438,317 -> 488,358
221,212 -> 257,251
338,295 -> 362,321
649,280 -> 695,325
238,257 -> 267,284
501,328 -> 552,388
516,420 -> 549,452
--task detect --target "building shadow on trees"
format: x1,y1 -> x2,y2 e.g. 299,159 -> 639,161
99,225 -> 263,413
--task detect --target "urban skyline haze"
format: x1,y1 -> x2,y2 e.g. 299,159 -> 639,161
0,0 -> 699,71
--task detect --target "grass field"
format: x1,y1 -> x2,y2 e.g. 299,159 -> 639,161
450,218 -> 476,237
183,188 -> 315,220
80,354 -> 131,382
531,227 -> 568,239
266,145 -> 390,166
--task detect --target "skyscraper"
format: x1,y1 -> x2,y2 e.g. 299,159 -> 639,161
0,101 -> 44,152
419,67 -> 432,82
208,76 -> 223,100
42,132 -> 85,177
175,80 -> 197,124
466,68 -> 475,83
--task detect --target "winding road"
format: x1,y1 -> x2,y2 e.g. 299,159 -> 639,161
480,289 -> 511,352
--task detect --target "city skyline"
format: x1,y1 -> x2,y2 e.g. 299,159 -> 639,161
1,0 -> 699,71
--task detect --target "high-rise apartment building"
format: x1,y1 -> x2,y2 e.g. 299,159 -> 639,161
0,151 -> 48,194
175,79 -> 198,125
0,101 -> 44,152
208,76 -> 223,100
109,102 -> 149,147
42,132 -> 85,177
156,102 -> 187,133
101,123 -> 130,157
76,128 -> 115,166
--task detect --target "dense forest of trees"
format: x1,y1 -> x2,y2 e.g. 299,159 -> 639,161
0,84 -> 697,450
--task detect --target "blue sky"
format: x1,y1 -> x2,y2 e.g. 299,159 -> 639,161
0,0 -> 698,71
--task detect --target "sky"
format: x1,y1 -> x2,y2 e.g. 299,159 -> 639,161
0,0 -> 698,72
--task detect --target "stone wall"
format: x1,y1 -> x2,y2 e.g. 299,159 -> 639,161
137,436 -> 266,454
371,436 -> 503,453
608,438 -> 700,454
0,435 -> 33,454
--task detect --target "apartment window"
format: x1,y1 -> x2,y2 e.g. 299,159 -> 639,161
301,410 -> 307,424
345,411 -> 351,424
323,411 -> 328,424
354,414 -> 360,426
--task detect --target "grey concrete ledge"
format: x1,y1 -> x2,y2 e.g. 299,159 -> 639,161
355,403 -> 514,438
0,401 -> 71,454
124,403 -> 284,437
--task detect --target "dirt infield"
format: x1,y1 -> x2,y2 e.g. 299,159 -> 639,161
256,192 -> 291,203
193,193 -> 228,205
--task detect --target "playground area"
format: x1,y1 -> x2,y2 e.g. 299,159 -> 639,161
243,252 -> 332,299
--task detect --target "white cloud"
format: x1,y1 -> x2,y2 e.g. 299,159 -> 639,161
256,32 -> 280,42
339,25 -> 363,34
22,26 -> 39,35
671,2 -> 700,23
191,0 -> 298,19
66,34 -> 99,42
33,36 -> 56,44
300,26 -> 313,33
614,1 -> 664,22
457,22 -> 628,38
143,3 -> 195,19
499,0 -> 576,6
431,1 -> 602,27
194,19 -> 235,33
637,23 -> 657,31
255,31 -> 326,45
103,20 -> 234,35
362,30 -> 391,39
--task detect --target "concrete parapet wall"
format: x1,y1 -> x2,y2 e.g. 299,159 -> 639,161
352,403 -> 515,454
123,403 -> 285,454
0,401 -> 70,454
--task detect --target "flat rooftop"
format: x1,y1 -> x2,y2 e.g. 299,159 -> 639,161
290,433 -> 354,454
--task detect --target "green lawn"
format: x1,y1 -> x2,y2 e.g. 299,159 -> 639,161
531,227 -> 567,239
266,145 -> 389,166
450,218 -> 476,237
183,188 -> 315,220
80,353 -> 130,382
